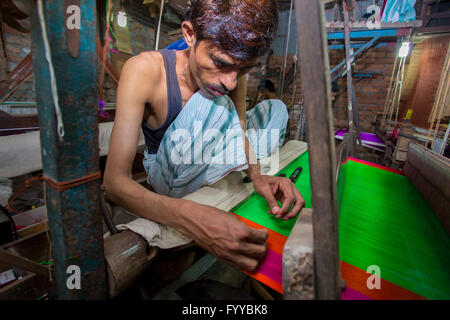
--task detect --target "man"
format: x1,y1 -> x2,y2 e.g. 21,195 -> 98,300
264,80 -> 278,100
104,0 -> 305,272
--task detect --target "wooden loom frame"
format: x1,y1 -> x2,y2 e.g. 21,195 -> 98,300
282,0 -> 341,299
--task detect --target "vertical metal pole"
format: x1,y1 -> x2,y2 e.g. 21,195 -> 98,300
155,0 -> 165,51
295,0 -> 340,299
342,2 -> 358,154
30,1 -> 107,299
279,0 -> 294,99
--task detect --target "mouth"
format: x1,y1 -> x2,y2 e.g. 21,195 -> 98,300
207,86 -> 225,97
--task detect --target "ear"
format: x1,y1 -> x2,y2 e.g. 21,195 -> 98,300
181,21 -> 196,48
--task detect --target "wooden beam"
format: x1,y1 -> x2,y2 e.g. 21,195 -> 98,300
0,249 -> 50,277
30,0 -> 107,299
294,0 -> 340,299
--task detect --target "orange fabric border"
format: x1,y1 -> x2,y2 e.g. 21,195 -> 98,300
233,214 -> 288,255
243,269 -> 284,294
340,261 -> 426,300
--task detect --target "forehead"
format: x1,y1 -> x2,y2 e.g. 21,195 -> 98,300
197,40 -> 258,68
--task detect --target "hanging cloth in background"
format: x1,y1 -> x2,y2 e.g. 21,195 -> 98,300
381,0 -> 417,23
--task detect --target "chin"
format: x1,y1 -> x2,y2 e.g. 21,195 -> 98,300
199,88 -> 216,100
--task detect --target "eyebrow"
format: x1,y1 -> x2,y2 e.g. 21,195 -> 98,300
210,54 -> 257,70
210,54 -> 236,67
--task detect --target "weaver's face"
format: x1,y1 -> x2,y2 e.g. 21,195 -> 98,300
189,40 -> 256,99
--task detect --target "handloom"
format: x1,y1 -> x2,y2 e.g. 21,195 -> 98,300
334,129 -> 386,152
231,153 -> 450,299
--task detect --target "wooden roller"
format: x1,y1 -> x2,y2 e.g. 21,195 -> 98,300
104,230 -> 158,298
403,143 -> 450,233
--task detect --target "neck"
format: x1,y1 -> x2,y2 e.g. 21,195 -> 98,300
179,49 -> 199,93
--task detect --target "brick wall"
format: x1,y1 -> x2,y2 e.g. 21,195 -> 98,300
247,46 -> 399,140
330,47 -> 397,132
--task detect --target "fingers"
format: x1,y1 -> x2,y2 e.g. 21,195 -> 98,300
262,186 -> 281,215
274,178 -> 297,218
245,226 -> 269,244
239,242 -> 267,260
226,254 -> 260,272
283,187 -> 305,220
270,178 -> 305,220
221,228 -> 268,272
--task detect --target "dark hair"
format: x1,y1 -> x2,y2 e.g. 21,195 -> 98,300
265,79 -> 275,92
189,0 -> 279,62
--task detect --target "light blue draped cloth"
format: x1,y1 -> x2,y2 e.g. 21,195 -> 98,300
142,92 -> 288,198
381,0 -> 417,23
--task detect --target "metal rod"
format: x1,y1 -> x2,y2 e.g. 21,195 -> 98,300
279,0 -> 294,99
343,3 -> 357,153
155,0 -> 165,51
330,36 -> 380,75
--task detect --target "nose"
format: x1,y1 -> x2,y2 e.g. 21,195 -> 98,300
219,70 -> 238,93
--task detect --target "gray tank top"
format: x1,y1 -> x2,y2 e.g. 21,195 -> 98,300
141,49 -> 182,154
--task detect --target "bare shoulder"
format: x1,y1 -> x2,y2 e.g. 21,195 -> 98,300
119,51 -> 164,87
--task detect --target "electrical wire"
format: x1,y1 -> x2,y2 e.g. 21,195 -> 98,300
37,0 -> 64,142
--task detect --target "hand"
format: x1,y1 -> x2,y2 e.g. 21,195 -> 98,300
252,175 -> 305,220
178,201 -> 269,272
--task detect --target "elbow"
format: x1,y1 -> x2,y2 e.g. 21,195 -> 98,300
102,168 -> 119,203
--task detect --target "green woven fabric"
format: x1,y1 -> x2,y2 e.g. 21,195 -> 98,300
231,152 -> 311,237
339,160 -> 450,300
232,153 -> 450,299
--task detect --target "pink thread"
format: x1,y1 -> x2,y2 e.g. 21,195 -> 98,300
255,248 -> 282,285
341,287 -> 373,300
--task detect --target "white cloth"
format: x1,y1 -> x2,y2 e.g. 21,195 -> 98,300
116,218 -> 192,249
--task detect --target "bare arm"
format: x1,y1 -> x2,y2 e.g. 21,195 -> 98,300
231,74 -> 305,220
230,75 -> 260,177
103,55 -> 268,271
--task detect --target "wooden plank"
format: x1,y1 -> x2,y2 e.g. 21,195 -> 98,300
17,220 -> 48,239
0,272 -> 50,300
0,248 -> 50,277
295,0 -> 340,299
